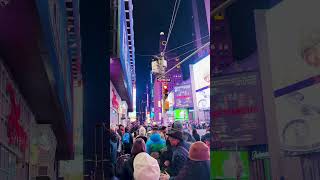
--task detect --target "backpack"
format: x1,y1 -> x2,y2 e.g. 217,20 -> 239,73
122,133 -> 130,144
115,154 -> 131,177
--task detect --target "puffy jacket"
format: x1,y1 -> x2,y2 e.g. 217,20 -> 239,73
146,133 -> 166,154
170,160 -> 210,180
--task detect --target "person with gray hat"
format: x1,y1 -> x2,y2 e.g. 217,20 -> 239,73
172,121 -> 195,143
165,128 -> 191,177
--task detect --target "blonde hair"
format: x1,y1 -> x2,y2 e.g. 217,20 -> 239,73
139,126 -> 146,136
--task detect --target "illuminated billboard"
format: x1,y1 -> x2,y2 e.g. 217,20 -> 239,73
211,151 -> 250,180
257,0 -> 320,155
174,84 -> 193,108
193,55 -> 210,91
195,87 -> 210,110
174,109 -> 189,121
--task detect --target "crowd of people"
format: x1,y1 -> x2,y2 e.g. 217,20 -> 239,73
109,121 -> 211,180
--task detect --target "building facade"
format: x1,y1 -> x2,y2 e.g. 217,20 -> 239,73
212,0 -> 233,74
0,0 -> 82,178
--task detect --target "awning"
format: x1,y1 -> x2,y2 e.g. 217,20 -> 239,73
110,58 -> 133,111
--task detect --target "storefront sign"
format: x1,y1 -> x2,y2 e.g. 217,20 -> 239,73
251,151 -> 269,160
212,71 -> 267,148
6,83 -> 27,152
112,89 -> 119,109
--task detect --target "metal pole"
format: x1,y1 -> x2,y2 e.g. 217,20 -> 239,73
94,125 -> 97,179
101,123 -> 104,180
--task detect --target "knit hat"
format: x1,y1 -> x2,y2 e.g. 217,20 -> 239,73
189,141 -> 210,161
133,152 -> 160,180
167,128 -> 184,141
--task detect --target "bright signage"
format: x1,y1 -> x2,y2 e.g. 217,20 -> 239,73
193,55 -> 210,91
174,109 -> 189,121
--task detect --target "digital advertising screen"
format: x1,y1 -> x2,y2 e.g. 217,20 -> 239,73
174,108 -> 189,121
174,84 -> 193,108
211,151 -> 250,180
259,0 -> 320,155
212,71 -> 266,148
192,55 -> 210,91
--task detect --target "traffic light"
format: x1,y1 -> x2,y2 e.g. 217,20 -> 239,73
163,84 -> 168,100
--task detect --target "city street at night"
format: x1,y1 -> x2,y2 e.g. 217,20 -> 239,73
1,0 -> 320,179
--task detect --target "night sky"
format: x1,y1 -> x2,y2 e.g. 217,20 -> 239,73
133,0 -> 208,110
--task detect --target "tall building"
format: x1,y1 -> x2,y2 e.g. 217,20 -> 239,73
212,0 -> 233,74
110,0 -> 136,126
0,0 -> 80,179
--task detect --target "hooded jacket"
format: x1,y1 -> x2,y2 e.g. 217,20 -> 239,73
146,133 -> 166,154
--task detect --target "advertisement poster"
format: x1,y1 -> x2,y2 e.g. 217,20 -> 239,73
174,109 -> 189,121
196,87 -> 210,110
212,71 -> 266,148
193,55 -> 210,90
211,151 -> 250,180
262,0 -> 320,155
174,84 -> 193,108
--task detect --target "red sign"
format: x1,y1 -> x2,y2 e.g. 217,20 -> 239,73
112,89 -> 119,109
6,83 -> 27,152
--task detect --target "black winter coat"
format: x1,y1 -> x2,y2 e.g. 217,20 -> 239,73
119,156 -> 134,180
170,160 -> 210,180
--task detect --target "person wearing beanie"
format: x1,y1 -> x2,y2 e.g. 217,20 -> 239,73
119,138 -> 146,180
133,152 -> 161,180
165,128 -> 191,177
160,141 -> 210,180
146,131 -> 166,160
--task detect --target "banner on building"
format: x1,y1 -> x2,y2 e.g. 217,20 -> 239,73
174,84 -> 193,108
212,71 -> 267,148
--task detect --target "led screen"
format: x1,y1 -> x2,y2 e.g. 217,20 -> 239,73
193,55 -> 210,91
211,151 -> 250,180
174,109 -> 189,121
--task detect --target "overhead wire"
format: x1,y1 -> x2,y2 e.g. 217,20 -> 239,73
162,0 -> 181,54
164,34 -> 209,54
158,42 -> 210,77
135,34 -> 209,57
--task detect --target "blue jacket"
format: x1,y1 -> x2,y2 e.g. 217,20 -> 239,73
146,133 -> 166,154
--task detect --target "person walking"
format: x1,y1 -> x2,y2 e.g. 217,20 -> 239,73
110,128 -> 119,166
165,128 -> 191,177
192,129 -> 201,141
136,126 -> 148,143
119,138 -> 146,180
160,141 -> 210,180
133,152 -> 161,180
146,130 -> 166,161
172,121 -> 195,143
123,127 -> 133,154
